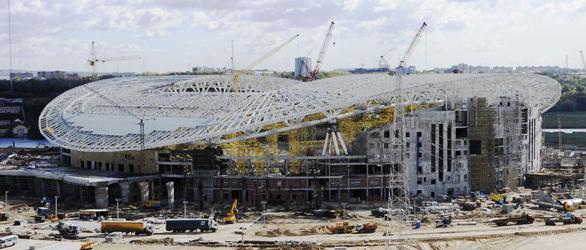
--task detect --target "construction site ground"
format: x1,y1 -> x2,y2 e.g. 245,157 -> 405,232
1,197 -> 586,250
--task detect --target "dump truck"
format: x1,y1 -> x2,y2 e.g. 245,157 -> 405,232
492,213 -> 535,226
328,222 -> 354,234
165,218 -> 218,232
355,223 -> 377,233
54,222 -> 79,239
101,221 -> 153,235
545,213 -> 583,226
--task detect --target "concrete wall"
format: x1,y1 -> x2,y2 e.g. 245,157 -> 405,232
69,150 -> 158,174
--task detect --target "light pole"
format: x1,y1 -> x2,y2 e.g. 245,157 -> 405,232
54,196 -> 59,218
183,201 -> 188,218
115,198 -> 120,219
4,191 -> 8,214
261,200 -> 267,225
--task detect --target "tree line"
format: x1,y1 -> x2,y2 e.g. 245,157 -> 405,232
543,74 -> 586,112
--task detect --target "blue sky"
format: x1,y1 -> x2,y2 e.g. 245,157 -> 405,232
1,0 -> 586,73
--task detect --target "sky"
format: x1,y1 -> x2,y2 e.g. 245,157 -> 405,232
1,0 -> 586,73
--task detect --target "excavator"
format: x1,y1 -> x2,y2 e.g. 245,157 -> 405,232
224,199 -> 238,224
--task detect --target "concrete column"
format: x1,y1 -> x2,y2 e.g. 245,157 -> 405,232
95,186 -> 109,208
166,182 -> 175,210
138,181 -> 150,204
119,182 -> 130,203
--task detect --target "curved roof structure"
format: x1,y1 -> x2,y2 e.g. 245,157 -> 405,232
39,73 -> 561,152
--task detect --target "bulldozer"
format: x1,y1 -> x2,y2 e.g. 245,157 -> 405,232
224,199 -> 238,224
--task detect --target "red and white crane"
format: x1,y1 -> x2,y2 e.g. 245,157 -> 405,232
310,21 -> 336,80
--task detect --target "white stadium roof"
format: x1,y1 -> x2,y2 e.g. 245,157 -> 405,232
39,73 -> 561,152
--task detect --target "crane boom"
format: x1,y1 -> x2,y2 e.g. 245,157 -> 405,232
399,22 -> 427,68
311,21 -> 335,79
88,41 -> 141,79
232,34 -> 299,92
580,50 -> 586,73
244,34 -> 300,71
379,56 -> 391,71
96,56 -> 141,62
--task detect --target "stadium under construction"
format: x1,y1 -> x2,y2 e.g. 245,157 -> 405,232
0,73 -> 561,209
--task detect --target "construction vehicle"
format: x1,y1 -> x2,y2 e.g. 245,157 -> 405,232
327,221 -> 354,234
492,213 -> 535,226
489,193 -> 505,203
224,199 -> 238,224
100,221 -> 153,236
54,222 -> 80,239
371,207 -> 389,218
436,215 -> 452,228
299,21 -> 335,81
165,218 -> 218,233
144,200 -> 161,209
37,207 -> 50,217
545,213 -> 583,226
355,223 -> 377,233
0,234 -> 17,248
79,209 -> 109,220
80,241 -> 97,250
310,21 -> 335,80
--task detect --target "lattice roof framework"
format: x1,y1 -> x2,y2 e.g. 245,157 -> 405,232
39,73 -> 561,152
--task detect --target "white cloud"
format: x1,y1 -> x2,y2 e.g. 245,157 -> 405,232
1,0 -> 586,72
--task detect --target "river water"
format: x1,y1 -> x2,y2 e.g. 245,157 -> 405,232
0,138 -> 54,148
542,129 -> 586,134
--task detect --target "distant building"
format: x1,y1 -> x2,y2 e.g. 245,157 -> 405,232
9,72 -> 33,81
294,57 -> 312,78
12,122 -> 28,138
192,66 -> 225,75
349,67 -> 389,74
0,98 -> 27,137
37,71 -> 79,80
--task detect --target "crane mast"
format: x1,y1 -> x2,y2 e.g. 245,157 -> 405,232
311,21 -> 335,80
88,41 -> 141,80
386,21 -> 427,246
580,50 -> 586,73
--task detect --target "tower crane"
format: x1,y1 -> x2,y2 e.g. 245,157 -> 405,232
385,22 -> 427,242
580,50 -> 586,73
379,55 -> 393,73
310,21 -> 335,80
88,41 -> 141,80
232,34 -> 299,92
397,22 -> 427,76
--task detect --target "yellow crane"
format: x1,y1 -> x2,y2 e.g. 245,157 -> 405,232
224,199 -> 238,223
88,41 -> 141,80
232,34 -> 299,92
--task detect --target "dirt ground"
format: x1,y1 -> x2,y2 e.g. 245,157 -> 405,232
2,194 -> 586,249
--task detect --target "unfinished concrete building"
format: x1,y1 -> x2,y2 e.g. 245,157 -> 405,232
0,74 -> 560,208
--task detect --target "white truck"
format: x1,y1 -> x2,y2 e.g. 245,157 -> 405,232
0,234 -> 17,248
